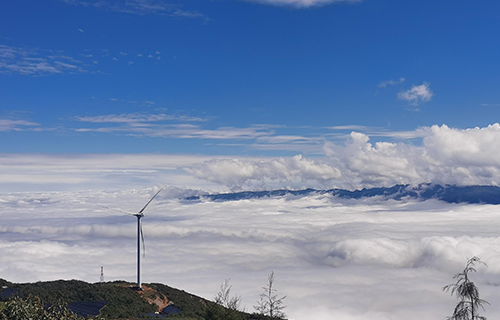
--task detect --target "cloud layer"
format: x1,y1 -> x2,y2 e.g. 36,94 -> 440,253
1,189 -> 500,320
188,124 -> 500,190
2,123 -> 500,192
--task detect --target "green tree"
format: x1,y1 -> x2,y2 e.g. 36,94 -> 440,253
0,295 -> 93,320
443,257 -> 489,320
0,295 -> 45,320
254,271 -> 286,319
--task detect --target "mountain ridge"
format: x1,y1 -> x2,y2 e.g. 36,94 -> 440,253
185,184 -> 500,204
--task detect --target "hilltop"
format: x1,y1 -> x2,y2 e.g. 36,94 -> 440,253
0,278 -> 276,320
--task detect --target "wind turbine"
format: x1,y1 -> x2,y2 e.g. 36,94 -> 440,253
97,187 -> 165,290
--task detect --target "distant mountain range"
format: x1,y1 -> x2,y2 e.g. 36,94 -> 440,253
185,184 -> 500,205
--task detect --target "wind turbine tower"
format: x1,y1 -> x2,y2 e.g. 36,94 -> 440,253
133,187 -> 164,290
97,187 -> 165,291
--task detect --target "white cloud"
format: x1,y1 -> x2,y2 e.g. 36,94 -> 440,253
186,155 -> 341,190
398,82 -> 434,105
246,0 -> 362,8
423,123 -> 500,167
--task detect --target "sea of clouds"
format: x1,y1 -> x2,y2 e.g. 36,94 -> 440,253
1,188 -> 500,320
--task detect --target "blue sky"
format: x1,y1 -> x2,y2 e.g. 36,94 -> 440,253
2,0 -> 500,191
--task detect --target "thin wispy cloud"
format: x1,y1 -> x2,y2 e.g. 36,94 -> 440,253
398,82 -> 434,106
327,125 -> 428,140
77,48 -> 170,67
74,113 -> 274,140
256,135 -> 315,144
76,112 -> 208,123
0,118 -> 40,132
366,129 -> 428,139
74,113 -> 332,151
61,0 -> 206,19
71,112 -> 446,153
77,124 -> 269,140
0,45 -> 88,76
328,125 -> 371,131
378,77 -> 405,88
104,98 -> 154,106
245,0 -> 362,8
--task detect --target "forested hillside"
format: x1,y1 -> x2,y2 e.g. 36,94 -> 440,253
0,279 -> 281,320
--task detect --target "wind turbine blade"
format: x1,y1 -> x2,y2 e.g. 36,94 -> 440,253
140,220 -> 146,258
95,203 -> 136,216
138,186 -> 165,214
